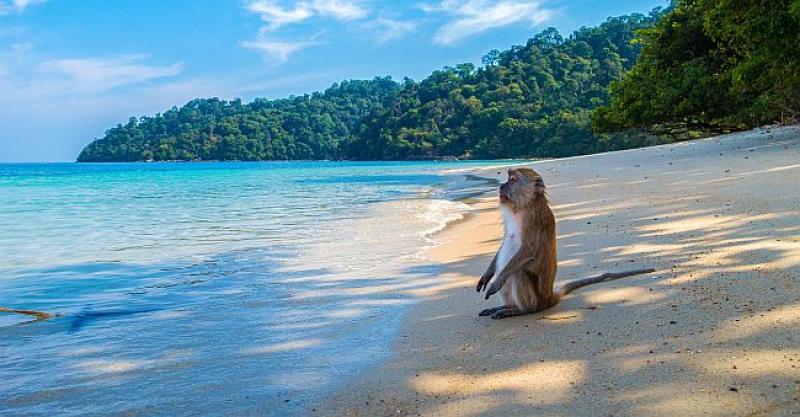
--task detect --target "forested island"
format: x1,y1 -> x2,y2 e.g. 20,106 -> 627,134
77,1 -> 799,162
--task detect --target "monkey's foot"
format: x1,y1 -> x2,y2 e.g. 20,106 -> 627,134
490,308 -> 525,320
479,306 -> 505,316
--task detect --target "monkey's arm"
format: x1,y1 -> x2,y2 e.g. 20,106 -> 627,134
476,253 -> 498,292
484,252 -> 533,300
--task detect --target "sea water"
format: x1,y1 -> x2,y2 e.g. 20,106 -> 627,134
0,161 -> 500,416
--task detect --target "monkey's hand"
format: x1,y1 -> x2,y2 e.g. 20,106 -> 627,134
485,278 -> 503,300
486,253 -> 532,300
484,255 -> 532,299
476,271 -> 493,292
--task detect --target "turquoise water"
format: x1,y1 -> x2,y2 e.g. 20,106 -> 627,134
0,161 -> 499,416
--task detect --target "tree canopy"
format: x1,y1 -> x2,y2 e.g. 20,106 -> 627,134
593,0 -> 800,133
78,9 -> 668,162
345,12 -> 664,160
78,78 -> 399,161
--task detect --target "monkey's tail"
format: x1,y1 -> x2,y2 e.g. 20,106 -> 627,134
556,268 -> 656,297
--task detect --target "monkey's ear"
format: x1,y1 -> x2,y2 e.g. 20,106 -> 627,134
534,176 -> 546,194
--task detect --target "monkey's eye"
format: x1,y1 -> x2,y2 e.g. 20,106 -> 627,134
509,176 -> 517,182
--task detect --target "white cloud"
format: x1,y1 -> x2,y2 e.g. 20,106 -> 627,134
241,37 -> 317,64
35,55 -> 183,93
242,0 -> 368,63
419,0 -> 554,45
0,0 -> 46,15
307,0 -> 366,20
245,0 -> 367,30
365,17 -> 417,44
246,1 -> 314,29
0,48 -> 184,99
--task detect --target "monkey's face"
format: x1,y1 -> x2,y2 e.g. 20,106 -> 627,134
499,168 -> 545,207
499,169 -> 523,204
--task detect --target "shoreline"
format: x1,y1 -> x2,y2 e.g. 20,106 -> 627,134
0,161 -> 509,417
314,125 -> 800,416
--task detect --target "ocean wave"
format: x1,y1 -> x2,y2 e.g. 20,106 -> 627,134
416,199 -> 473,242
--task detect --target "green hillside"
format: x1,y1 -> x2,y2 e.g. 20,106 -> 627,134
78,9 -> 667,162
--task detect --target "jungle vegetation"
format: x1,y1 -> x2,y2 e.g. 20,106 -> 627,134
78,10 -> 666,161
81,2 -> 800,161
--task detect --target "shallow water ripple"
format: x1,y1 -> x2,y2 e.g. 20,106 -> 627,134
0,161 -> 498,416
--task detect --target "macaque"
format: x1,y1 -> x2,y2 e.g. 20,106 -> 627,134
476,168 -> 654,319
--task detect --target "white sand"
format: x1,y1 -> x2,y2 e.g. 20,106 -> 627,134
316,126 -> 800,417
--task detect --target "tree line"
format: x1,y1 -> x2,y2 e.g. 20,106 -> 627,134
80,2 -> 798,162
78,9 -> 666,162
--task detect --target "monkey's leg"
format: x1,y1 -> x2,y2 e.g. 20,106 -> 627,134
490,308 -> 528,320
479,306 -> 506,316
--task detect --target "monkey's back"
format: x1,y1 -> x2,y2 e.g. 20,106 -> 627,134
515,196 -> 558,312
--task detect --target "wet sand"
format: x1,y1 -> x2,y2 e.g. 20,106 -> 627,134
315,126 -> 800,417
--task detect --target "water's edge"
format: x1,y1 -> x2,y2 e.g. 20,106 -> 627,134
0,161 -> 512,417
302,168 -> 503,416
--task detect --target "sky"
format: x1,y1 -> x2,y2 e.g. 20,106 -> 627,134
0,0 -> 668,162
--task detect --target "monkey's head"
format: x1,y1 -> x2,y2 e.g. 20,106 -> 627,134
499,168 -> 546,210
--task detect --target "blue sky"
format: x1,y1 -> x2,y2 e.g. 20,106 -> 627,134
0,0 -> 667,162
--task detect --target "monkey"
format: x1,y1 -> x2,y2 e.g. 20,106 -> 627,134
476,168 -> 655,319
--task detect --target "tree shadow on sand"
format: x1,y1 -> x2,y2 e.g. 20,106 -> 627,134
321,130 -> 800,416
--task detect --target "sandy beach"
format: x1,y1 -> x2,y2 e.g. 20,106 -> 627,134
316,126 -> 800,417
